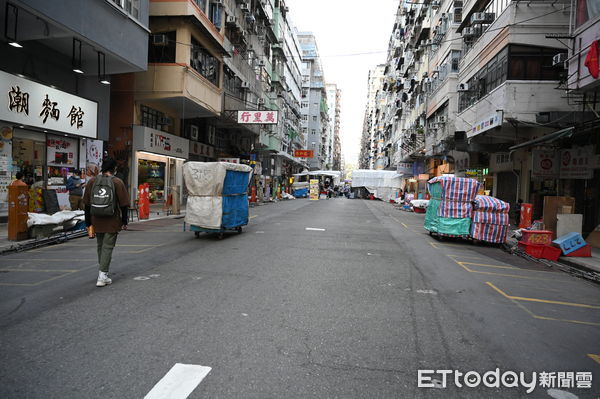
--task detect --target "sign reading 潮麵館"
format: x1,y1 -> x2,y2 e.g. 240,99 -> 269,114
0,70 -> 98,139
237,110 -> 278,124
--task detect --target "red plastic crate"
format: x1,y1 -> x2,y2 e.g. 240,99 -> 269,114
542,246 -> 561,261
414,207 -> 426,213
520,230 -> 553,246
565,244 -> 592,257
518,242 -> 544,258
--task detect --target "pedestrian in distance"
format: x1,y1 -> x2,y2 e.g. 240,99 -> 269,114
66,169 -> 85,210
83,158 -> 130,287
10,171 -> 27,186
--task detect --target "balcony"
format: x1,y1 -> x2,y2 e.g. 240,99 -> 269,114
135,64 -> 222,118
150,0 -> 228,55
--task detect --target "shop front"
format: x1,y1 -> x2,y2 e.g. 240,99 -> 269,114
0,70 -> 99,218
131,125 -> 189,207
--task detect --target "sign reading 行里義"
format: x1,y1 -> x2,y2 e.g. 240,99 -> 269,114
559,146 -> 594,179
133,125 -> 189,159
0,70 -> 98,139
237,110 -> 279,124
531,149 -> 558,179
467,111 -> 503,139
294,149 -> 314,158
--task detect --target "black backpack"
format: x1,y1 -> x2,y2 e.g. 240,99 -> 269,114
90,175 -> 117,217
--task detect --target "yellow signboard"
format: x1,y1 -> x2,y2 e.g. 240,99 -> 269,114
309,179 -> 319,200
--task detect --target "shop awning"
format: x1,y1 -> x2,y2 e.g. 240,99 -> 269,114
508,127 -> 574,151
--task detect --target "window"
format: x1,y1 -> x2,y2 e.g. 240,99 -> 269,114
209,3 -> 222,29
191,37 -> 220,86
312,116 -> 317,122
207,125 -> 216,145
301,101 -> 308,108
193,0 -> 207,13
148,31 -> 176,63
141,105 -> 167,131
576,0 -> 600,28
507,45 -> 563,81
112,0 -> 140,20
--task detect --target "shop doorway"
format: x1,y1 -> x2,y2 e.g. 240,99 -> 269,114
138,159 -> 166,205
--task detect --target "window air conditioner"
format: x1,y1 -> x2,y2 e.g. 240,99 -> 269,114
152,34 -> 168,46
457,83 -> 469,91
258,59 -> 266,66
241,81 -> 250,89
258,98 -> 265,105
226,16 -> 237,25
471,12 -> 494,25
240,3 -> 250,12
552,53 -> 568,66
462,27 -> 477,37
431,0 -> 441,9
437,116 -> 447,123
211,0 -> 223,4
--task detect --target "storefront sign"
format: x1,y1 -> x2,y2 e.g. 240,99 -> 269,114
218,158 -> 240,164
237,110 -> 279,125
467,111 -> 503,139
560,146 -> 594,179
47,134 -> 78,167
309,179 -> 319,200
189,142 -> 214,158
490,152 -> 512,173
133,125 -> 189,159
532,149 -> 558,179
397,162 -> 413,175
294,149 -> 314,158
0,70 -> 98,139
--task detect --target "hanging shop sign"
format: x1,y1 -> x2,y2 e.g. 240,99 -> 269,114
532,149 -> 558,179
397,162 -> 414,176
560,145 -> 594,179
47,134 -> 79,167
218,158 -> 240,164
467,111 -> 503,139
237,110 -> 279,125
0,70 -> 98,139
133,125 -> 189,159
294,149 -> 314,158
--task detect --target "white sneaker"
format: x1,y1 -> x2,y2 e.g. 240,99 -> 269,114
96,272 -> 112,287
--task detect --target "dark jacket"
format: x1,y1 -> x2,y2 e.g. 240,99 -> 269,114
66,176 -> 83,196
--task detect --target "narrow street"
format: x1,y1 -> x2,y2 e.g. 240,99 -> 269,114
0,198 -> 598,398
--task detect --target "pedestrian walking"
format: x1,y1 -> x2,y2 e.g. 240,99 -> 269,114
83,158 -> 130,287
66,169 -> 84,210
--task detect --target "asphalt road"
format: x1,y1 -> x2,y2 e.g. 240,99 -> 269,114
0,198 -> 598,398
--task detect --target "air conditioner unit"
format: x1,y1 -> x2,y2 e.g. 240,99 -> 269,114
257,59 -> 266,66
431,0 -> 441,9
462,27 -> 478,37
240,2 -> 250,12
437,116 -> 447,123
457,83 -> 469,91
152,34 -> 168,46
241,81 -> 250,89
226,16 -> 237,25
553,53 -> 568,66
424,77 -> 431,84
433,66 -> 440,73
211,0 -> 224,4
258,98 -> 265,105
471,12 -> 494,24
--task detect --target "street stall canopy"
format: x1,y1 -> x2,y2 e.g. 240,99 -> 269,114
351,170 -> 402,201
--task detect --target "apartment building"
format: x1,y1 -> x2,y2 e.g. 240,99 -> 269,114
0,0 -> 149,218
359,64 -> 386,169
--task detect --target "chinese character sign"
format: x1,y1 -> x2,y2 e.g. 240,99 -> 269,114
1,70 -> 97,138
237,110 -> 278,124
294,149 -> 314,158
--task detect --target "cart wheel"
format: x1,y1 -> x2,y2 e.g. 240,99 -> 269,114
236,226 -> 242,234
428,231 -> 432,236
194,231 -> 200,238
218,233 -> 225,240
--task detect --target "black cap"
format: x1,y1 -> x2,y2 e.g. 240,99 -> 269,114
101,158 -> 117,173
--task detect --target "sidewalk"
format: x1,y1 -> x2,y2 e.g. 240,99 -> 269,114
0,205 -> 186,254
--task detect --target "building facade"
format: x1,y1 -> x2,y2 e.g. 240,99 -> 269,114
0,0 -> 149,219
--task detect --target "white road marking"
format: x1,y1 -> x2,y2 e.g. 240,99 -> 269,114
148,274 -> 161,278
305,227 -> 326,231
134,276 -> 151,281
416,289 -> 437,295
255,231 -> 265,234
144,363 -> 211,399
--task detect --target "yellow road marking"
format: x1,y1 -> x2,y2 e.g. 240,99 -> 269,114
461,262 -> 519,270
486,282 -> 600,309
0,263 -> 98,286
249,215 -> 257,219
401,222 -> 409,228
588,354 -> 600,364
447,255 -> 571,281
447,254 -> 485,260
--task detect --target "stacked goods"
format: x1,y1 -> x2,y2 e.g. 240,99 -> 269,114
424,176 -> 480,237
471,195 -> 510,244
183,162 -> 252,230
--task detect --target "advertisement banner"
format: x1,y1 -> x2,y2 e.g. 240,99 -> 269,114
531,149 -> 558,179
86,139 -> 103,167
309,179 -> 319,200
47,134 -> 78,167
294,149 -> 314,158
560,146 -> 594,179
397,162 -> 413,175
467,111 -> 503,139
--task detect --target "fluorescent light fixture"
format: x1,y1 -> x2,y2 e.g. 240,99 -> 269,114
8,41 -> 22,48
100,79 -> 110,85
138,151 -> 186,161
73,68 -> 84,74
72,38 -> 83,74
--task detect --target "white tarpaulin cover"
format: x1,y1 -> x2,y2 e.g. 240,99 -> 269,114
183,162 -> 252,229
27,210 -> 84,228
351,170 -> 402,201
